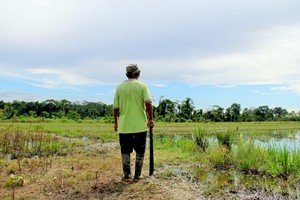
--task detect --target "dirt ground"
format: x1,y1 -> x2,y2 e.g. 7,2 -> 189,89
0,142 -> 295,200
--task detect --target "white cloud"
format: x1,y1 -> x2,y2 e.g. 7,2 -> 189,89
0,91 -> 42,102
149,83 -> 168,87
133,25 -> 300,92
26,67 -> 99,88
1,0 -> 300,98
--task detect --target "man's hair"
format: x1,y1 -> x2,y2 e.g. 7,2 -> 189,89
126,71 -> 140,79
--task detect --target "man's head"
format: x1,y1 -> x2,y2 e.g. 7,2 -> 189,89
126,64 -> 140,79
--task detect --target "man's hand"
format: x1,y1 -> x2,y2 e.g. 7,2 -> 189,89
145,101 -> 154,131
114,123 -> 118,132
148,119 -> 154,130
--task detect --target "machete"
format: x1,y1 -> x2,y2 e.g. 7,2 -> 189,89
149,127 -> 154,176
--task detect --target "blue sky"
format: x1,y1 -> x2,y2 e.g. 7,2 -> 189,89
1,0 -> 300,111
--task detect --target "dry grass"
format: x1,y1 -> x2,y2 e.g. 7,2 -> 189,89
0,141 -> 201,200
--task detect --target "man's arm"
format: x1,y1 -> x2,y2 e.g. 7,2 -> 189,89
113,108 -> 119,132
145,101 -> 154,129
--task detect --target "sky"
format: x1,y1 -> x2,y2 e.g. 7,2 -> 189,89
1,0 -> 300,111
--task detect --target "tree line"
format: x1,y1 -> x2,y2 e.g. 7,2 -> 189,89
0,98 -> 299,122
0,99 -> 113,121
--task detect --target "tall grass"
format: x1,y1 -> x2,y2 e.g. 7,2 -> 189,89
266,143 -> 300,178
0,126 -> 72,159
193,127 -> 209,152
231,139 -> 300,178
216,129 -> 236,150
232,141 -> 267,174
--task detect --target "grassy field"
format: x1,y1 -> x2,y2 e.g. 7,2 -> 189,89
1,120 -> 300,199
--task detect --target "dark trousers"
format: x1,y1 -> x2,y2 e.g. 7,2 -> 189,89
119,132 -> 147,154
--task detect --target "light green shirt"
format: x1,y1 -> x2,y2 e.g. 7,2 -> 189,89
113,79 -> 152,133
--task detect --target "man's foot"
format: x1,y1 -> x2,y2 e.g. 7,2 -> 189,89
133,176 -> 142,183
122,175 -> 132,182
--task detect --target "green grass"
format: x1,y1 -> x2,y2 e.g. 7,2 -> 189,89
266,143 -> 300,178
193,127 -> 209,152
232,140 -> 267,174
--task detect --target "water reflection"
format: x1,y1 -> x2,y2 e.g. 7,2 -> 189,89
255,131 -> 300,151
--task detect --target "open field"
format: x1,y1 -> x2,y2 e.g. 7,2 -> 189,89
1,120 -> 300,199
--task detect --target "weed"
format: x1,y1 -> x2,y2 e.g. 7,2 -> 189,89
0,126 -> 71,159
4,174 -> 25,200
233,141 -> 267,174
266,143 -> 300,178
193,127 -> 209,152
216,128 -> 236,150
207,145 -> 232,170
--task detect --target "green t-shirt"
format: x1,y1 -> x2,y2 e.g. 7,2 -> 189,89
113,79 -> 152,133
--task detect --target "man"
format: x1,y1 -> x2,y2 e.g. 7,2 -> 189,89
113,64 -> 154,182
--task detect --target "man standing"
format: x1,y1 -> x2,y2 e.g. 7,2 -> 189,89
113,64 -> 154,182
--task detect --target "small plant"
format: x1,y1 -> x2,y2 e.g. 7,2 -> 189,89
216,129 -> 235,150
92,171 -> 99,189
5,174 -> 25,200
193,127 -> 209,152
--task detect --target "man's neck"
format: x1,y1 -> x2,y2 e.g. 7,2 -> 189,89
128,78 -> 138,80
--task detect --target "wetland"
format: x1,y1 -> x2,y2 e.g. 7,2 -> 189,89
1,120 -> 300,199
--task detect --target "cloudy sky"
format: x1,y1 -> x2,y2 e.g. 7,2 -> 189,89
1,0 -> 300,111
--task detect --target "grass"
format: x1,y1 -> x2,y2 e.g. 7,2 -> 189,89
193,127 -> 209,152
266,143 -> 300,178
233,140 -> 267,174
215,128 -> 236,150
1,120 -> 300,199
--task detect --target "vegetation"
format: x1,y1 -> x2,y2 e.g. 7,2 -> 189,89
1,120 -> 300,199
193,127 -> 209,152
1,96 -> 300,199
1,97 -> 300,122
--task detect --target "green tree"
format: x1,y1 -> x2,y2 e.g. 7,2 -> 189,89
179,97 -> 195,120
43,99 -> 60,118
67,110 -> 81,121
156,97 -> 176,119
272,107 -> 288,119
2,102 -> 15,119
11,100 -> 26,116
0,100 -> 5,109
204,105 -> 224,122
59,99 -> 71,116
241,108 -> 254,122
253,105 -> 273,121
225,103 -> 241,122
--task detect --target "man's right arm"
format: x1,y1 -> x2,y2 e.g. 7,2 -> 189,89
113,108 -> 119,132
145,101 -> 154,129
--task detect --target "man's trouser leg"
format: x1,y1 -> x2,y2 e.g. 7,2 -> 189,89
133,132 -> 147,180
134,153 -> 144,179
122,153 -> 131,178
